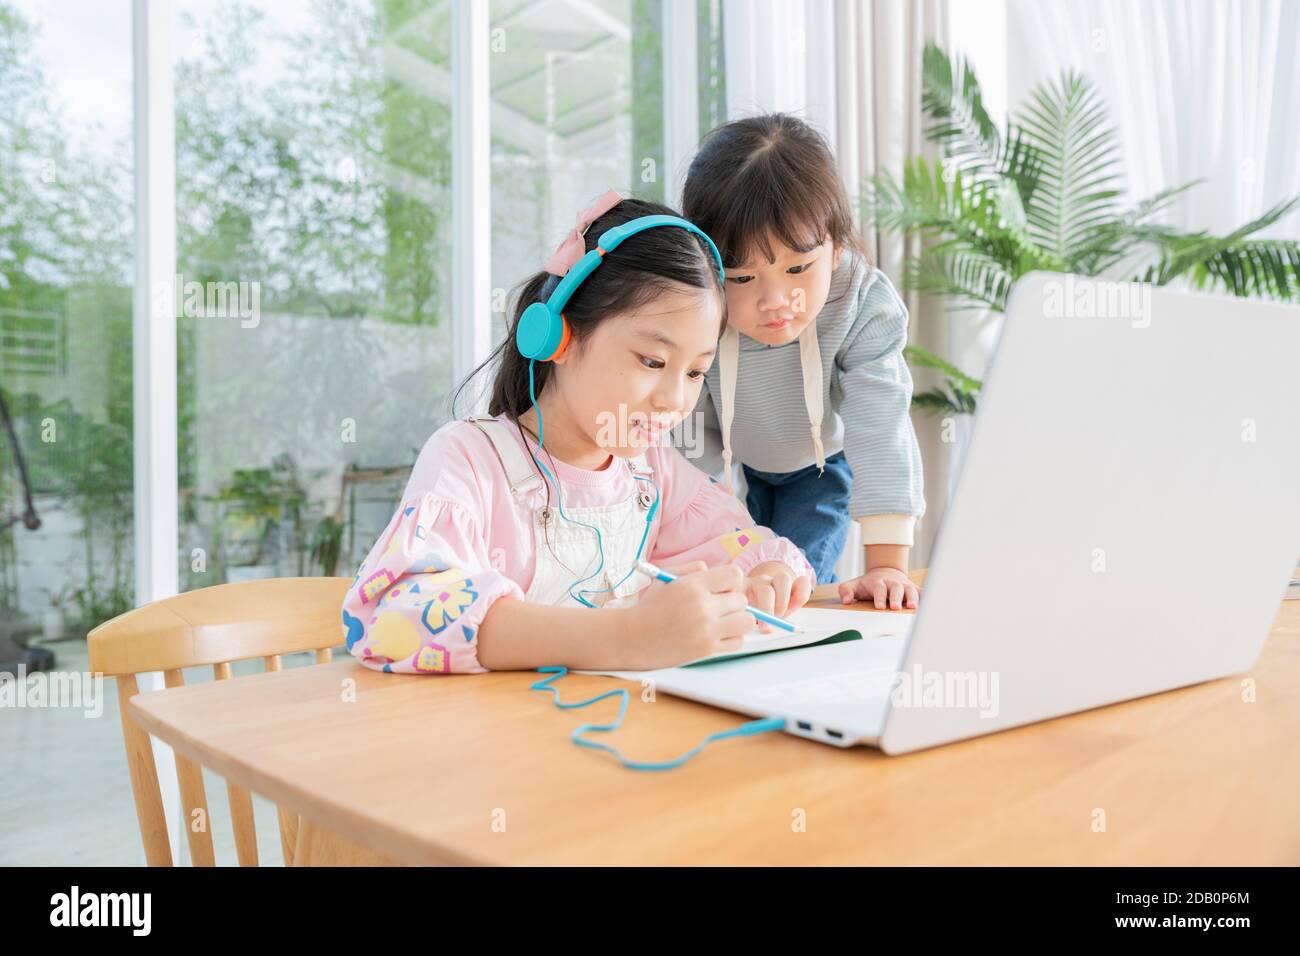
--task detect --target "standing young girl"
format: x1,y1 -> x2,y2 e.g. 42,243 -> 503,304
681,113 -> 925,609
341,192 -> 815,675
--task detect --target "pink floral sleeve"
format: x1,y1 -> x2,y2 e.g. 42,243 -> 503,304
341,493 -> 523,675
648,445 -> 816,588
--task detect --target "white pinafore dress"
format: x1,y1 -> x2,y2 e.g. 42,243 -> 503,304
466,416 -> 657,608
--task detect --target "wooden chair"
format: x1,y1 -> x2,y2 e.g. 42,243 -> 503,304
87,576 -> 352,866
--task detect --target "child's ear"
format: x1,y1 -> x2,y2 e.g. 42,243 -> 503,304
551,333 -> 580,366
832,243 -> 844,271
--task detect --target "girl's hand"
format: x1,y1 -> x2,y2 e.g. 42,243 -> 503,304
744,560 -> 813,632
837,566 -> 919,610
625,562 -> 755,669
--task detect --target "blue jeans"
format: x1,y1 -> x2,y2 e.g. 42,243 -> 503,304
743,451 -> 853,584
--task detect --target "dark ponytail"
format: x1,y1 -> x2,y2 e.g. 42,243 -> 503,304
452,197 -> 724,421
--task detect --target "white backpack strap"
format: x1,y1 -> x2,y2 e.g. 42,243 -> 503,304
718,325 -> 739,494
798,323 -> 826,474
465,417 -> 545,499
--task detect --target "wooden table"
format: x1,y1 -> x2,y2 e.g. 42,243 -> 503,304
127,572 -> 1300,865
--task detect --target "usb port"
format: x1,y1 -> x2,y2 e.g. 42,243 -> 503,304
796,721 -> 812,731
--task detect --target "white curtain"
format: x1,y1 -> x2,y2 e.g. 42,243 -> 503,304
723,0 -> 952,569
724,1 -> 817,127
835,0 -> 950,569
1007,0 -> 1300,240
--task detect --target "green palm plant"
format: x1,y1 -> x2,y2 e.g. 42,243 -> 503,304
870,42 -> 1300,415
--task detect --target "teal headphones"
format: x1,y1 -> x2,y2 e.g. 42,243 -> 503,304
515,214 -> 726,362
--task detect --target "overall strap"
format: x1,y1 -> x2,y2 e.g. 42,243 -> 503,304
627,451 -> 653,478
718,326 -> 740,493
465,416 -> 545,499
717,325 -> 827,491
798,323 -> 827,475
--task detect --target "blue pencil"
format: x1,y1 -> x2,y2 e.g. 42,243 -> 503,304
634,560 -> 798,633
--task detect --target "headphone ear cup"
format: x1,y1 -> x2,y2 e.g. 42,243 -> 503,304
516,302 -> 564,361
550,314 -> 572,360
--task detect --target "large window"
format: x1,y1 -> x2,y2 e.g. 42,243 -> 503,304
0,0 -> 725,637
489,0 -> 725,345
174,0 -> 455,591
0,0 -> 135,642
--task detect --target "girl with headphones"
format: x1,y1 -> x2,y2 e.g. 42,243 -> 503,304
341,192 -> 815,675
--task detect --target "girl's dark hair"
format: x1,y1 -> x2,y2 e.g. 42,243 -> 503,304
682,113 -> 871,271
452,197 -> 725,421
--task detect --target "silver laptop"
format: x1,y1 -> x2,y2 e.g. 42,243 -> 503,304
647,273 -> 1300,754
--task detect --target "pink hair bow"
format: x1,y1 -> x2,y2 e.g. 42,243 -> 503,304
543,188 -> 623,277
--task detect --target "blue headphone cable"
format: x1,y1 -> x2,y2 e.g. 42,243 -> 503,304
531,666 -> 787,771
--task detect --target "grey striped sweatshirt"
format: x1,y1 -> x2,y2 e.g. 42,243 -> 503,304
680,250 -> 926,524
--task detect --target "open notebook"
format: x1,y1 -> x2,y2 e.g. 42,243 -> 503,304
578,605 -> 916,679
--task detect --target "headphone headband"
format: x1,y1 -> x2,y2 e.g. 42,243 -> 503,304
515,214 -> 726,362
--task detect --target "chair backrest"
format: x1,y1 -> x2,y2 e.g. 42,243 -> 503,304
87,576 -> 351,866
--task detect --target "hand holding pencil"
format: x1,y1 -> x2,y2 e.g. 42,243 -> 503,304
636,560 -> 805,633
